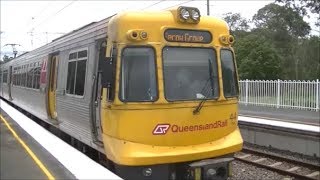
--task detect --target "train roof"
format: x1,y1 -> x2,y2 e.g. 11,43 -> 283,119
1,15 -> 115,68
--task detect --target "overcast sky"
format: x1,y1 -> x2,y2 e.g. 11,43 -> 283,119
0,0 -> 317,59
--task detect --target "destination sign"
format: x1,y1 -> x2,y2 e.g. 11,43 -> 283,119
164,29 -> 212,43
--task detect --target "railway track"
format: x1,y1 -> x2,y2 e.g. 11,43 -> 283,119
234,148 -> 320,180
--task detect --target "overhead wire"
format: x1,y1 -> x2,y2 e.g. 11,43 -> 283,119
24,1 -> 52,29
140,0 -> 167,10
30,0 -> 78,32
162,0 -> 195,10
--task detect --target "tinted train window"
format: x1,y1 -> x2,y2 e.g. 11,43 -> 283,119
66,49 -> 87,96
32,62 -> 41,89
25,64 -> 29,87
3,70 -> 8,83
78,50 -> 87,58
21,65 -> 26,87
69,52 -> 77,60
120,47 -> 157,102
17,66 -> 21,86
163,47 -> 219,101
13,68 -> 17,85
67,61 -> 76,94
220,49 -> 239,97
33,65 -> 41,89
75,60 -> 86,95
34,69 -> 41,89
27,63 -> 33,88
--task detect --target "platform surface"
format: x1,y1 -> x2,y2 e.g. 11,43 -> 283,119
0,98 -> 121,180
0,109 -> 75,180
239,104 -> 319,126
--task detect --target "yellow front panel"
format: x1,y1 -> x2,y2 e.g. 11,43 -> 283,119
102,126 -> 242,165
102,103 -> 239,146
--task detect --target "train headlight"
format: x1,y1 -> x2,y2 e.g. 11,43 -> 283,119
191,9 -> 200,21
219,34 -> 235,45
180,8 -> 190,20
140,31 -> 148,40
127,29 -> 148,41
176,6 -> 201,23
142,168 -> 152,177
207,168 -> 217,177
228,36 -> 234,44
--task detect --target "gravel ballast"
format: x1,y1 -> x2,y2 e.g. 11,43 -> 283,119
228,142 -> 320,179
228,160 -> 290,180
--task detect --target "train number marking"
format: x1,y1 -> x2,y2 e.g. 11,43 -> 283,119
153,124 -> 170,135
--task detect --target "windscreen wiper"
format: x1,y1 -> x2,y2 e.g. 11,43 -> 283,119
193,59 -> 214,115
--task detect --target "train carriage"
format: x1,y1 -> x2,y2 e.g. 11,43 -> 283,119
0,7 -> 242,180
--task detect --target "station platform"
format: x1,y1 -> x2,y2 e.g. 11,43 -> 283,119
0,110 -> 74,179
239,104 -> 320,126
0,99 -> 122,180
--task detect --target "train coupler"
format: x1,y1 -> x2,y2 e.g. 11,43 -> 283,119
187,157 -> 234,180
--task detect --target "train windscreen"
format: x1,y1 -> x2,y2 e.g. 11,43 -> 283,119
163,47 -> 219,101
120,47 -> 157,102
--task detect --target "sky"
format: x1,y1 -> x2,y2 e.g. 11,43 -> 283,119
0,0 -> 318,59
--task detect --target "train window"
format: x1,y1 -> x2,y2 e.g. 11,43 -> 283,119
220,49 -> 239,98
21,65 -> 26,87
33,65 -> 41,89
69,53 -> 77,60
13,68 -> 17,85
162,47 -> 219,101
75,60 -> 86,95
17,66 -> 21,86
66,49 -> 87,96
3,70 -> 8,83
25,64 -> 29,87
67,61 -> 76,94
27,68 -> 33,88
78,50 -> 87,58
120,47 -> 157,102
27,65 -> 34,88
14,68 -> 17,86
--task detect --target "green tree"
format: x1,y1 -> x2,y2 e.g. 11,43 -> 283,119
295,36 -> 320,79
227,3 -> 317,80
223,12 -> 250,33
275,0 -> 320,26
252,3 -> 310,37
235,34 -> 282,80
252,3 -> 311,79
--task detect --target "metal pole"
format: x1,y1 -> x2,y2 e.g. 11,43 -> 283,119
316,79 -> 319,111
207,0 -> 210,15
277,79 -> 280,108
245,79 -> 248,106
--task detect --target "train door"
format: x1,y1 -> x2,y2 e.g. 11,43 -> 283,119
91,39 -> 106,145
47,53 -> 59,122
8,66 -> 12,100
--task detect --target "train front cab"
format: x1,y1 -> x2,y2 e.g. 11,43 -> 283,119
100,7 -> 243,180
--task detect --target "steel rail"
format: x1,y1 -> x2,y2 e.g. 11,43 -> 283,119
235,147 -> 320,180
242,147 -> 320,170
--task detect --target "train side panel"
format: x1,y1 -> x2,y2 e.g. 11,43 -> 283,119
55,43 -> 100,149
0,18 -> 110,152
9,55 -> 48,121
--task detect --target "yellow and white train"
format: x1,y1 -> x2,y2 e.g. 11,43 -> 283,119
0,6 -> 242,180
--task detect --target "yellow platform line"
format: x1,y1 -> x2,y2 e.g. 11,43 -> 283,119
0,115 -> 55,180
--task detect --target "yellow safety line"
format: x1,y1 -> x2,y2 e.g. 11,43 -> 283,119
0,115 -> 55,180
